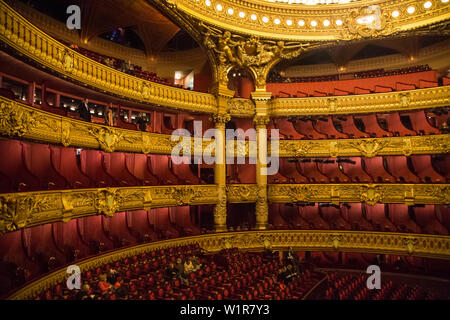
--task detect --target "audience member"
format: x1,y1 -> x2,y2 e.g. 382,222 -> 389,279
78,98 -> 91,122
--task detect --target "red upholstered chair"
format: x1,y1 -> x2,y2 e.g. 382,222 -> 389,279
317,158 -> 350,183
410,155 -> 445,183
362,157 -> 396,183
273,118 -> 305,139
0,138 -> 40,191
385,156 -> 420,183
103,152 -> 139,186
279,158 -> 309,183
293,119 -> 327,139
406,110 -> 440,135
297,160 -> 329,183
148,155 -> 181,184
22,142 -> 68,190
313,117 -> 348,139
337,116 -> 369,138
79,149 -> 113,187
125,153 -> 159,185
340,157 -> 372,183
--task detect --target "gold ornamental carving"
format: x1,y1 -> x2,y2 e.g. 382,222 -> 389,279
350,139 -> 388,158
212,112 -> 231,125
0,101 -> 45,137
9,230 -> 450,299
360,185 -> 383,206
94,188 -> 124,218
342,5 -> 393,40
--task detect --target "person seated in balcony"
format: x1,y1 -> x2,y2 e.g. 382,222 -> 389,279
76,283 -> 95,300
107,268 -> 118,285
98,274 -> 112,294
78,98 -> 91,122
165,262 -> 179,280
104,108 -> 114,126
184,258 -> 195,274
135,112 -> 147,131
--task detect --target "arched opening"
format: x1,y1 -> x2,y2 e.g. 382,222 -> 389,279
227,67 -> 255,99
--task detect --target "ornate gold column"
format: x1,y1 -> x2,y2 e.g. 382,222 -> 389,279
252,91 -> 272,230
212,87 -> 233,232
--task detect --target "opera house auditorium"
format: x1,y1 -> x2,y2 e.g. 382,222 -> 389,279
0,0 -> 449,302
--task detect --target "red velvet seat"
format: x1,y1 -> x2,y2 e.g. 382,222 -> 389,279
0,139 -> 41,192
23,142 -> 67,190
269,204 -> 290,229
293,119 -> 328,139
125,153 -> 159,185
236,164 -> 256,184
320,206 -> 351,230
410,155 -> 445,183
169,206 -> 201,236
412,205 -> 448,235
79,149 -> 114,187
299,204 -> 330,229
405,110 -> 440,135
362,157 -> 396,183
388,204 -> 421,233
103,152 -> 139,187
336,116 -> 369,138
365,204 -> 397,232
171,157 -> 202,184
313,118 -> 348,139
148,155 -> 181,185
341,203 -> 374,231
273,118 -> 305,139
385,156 -> 420,183
297,160 -> 329,183
383,112 -> 416,136
279,159 -> 309,183
317,159 -> 350,183
340,157 -> 372,183
357,114 -> 392,138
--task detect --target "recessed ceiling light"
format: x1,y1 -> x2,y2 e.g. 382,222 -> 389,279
286,19 -> 293,26
274,18 -> 281,24
323,19 -> 330,27
262,16 -> 269,23
216,4 -> 223,11
336,19 -> 343,26
310,20 -> 318,27
205,0 -> 211,6
239,11 -> 245,18
251,14 -> 257,21
424,1 -> 432,8
407,6 -> 415,14
392,10 -> 400,18
227,8 -> 234,15
442,0 -> 449,3
298,19 -> 305,27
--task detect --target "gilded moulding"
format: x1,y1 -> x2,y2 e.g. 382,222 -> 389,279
268,184 -> 450,206
8,230 -> 450,299
270,86 -> 450,116
0,1 -> 217,114
275,134 -> 450,158
159,0 -> 450,41
226,184 -> 259,203
0,185 -> 218,234
0,97 -> 210,155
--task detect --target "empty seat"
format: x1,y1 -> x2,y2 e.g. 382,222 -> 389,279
339,157 -> 372,183
236,164 -> 257,184
357,114 -> 392,138
388,204 -> 421,233
336,116 -> 369,138
432,155 -> 450,182
79,149 -> 114,187
22,142 -> 67,190
279,204 -> 311,229
341,203 -> 374,231
293,119 -> 328,139
125,153 -> 159,185
103,153 -> 139,187
313,118 -> 348,139
320,206 -> 351,230
297,160 -> 329,183
413,205 -> 448,235
384,113 -> 416,136
362,157 -> 396,183
364,204 -> 397,232
279,159 -> 308,183
410,155 -> 445,183
151,208 -> 179,239
0,138 -> 40,192
148,155 -> 181,185
405,110 -> 440,135
273,119 -> 305,139
385,156 -> 420,183
299,204 -> 329,230
171,157 -> 202,184
317,159 -> 350,183
169,206 -> 200,235
269,204 -> 290,230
